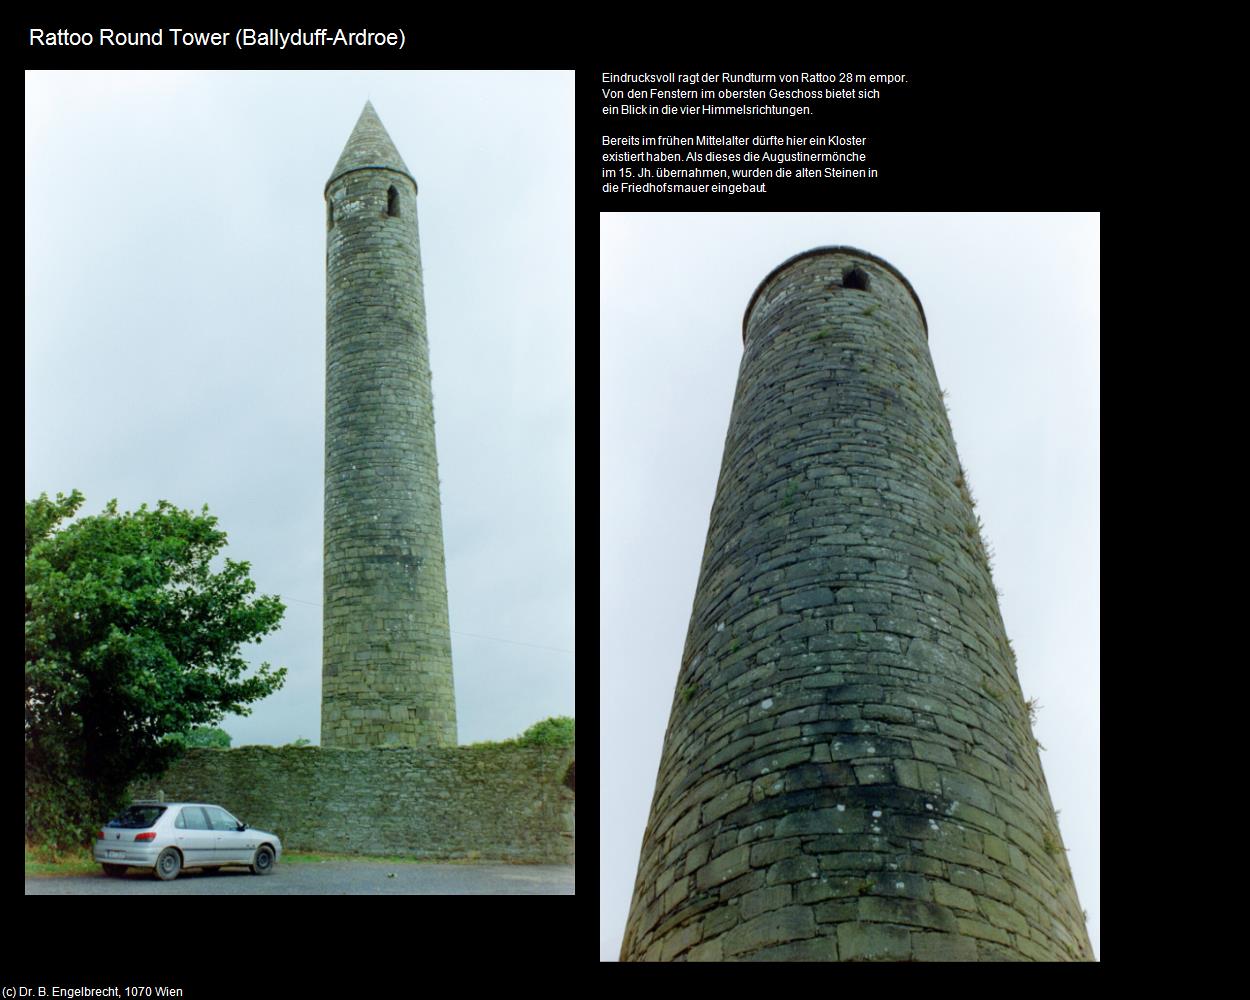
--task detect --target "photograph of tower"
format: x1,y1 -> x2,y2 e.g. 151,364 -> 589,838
26,71 -> 574,751
601,215 -> 1099,960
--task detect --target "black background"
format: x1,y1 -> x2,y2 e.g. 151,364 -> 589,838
21,18 -> 1105,983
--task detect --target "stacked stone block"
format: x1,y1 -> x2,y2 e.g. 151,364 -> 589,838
322,102 -> 456,747
621,248 -> 1093,961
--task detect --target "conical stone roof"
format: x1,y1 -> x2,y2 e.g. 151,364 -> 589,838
325,100 -> 416,192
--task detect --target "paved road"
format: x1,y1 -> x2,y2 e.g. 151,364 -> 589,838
25,860 -> 574,894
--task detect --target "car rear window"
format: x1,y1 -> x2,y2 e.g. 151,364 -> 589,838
106,805 -> 166,829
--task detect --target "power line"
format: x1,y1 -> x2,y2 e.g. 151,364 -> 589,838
281,596 -> 573,655
451,630 -> 575,656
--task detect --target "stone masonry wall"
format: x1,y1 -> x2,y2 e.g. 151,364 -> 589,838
621,248 -> 1093,961
131,744 -> 574,863
322,148 -> 456,747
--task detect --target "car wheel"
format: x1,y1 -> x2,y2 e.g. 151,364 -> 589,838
154,848 -> 182,881
102,864 -> 127,878
251,845 -> 276,875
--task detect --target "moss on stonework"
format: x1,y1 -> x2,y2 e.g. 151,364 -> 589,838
980,677 -> 1005,702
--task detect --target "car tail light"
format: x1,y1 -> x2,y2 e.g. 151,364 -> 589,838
97,830 -> 105,840
134,832 -> 157,842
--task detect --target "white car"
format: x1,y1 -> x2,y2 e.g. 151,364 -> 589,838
95,801 -> 282,881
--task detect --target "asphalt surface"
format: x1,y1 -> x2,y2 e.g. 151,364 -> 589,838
25,860 -> 575,894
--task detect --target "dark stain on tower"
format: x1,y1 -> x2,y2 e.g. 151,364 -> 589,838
321,102 -> 457,748
621,248 -> 1093,961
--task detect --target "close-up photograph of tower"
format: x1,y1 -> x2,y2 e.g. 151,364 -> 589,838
601,215 -> 1099,961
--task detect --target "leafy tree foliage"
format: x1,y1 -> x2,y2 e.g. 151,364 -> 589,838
163,725 -> 233,749
25,491 -> 286,848
518,716 -> 575,746
467,716 -> 576,750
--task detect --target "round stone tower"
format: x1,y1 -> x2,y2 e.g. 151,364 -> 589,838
321,101 -> 457,748
620,248 -> 1093,961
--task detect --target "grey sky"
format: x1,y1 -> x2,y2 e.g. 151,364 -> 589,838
600,212 -> 1099,960
25,70 -> 574,747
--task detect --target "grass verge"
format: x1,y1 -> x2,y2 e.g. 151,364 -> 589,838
25,843 -> 97,877
26,844 -> 536,875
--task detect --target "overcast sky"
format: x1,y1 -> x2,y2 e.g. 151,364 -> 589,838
25,70 -> 574,747
600,212 -> 1099,960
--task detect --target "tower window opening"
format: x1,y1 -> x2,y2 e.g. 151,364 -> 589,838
843,266 -> 870,291
327,201 -> 334,230
387,186 -> 400,217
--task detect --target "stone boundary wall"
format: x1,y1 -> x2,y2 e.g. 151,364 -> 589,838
131,743 -> 574,863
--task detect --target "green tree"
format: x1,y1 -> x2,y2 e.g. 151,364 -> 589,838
25,491 -> 286,849
518,716 -> 575,746
163,725 -> 233,749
